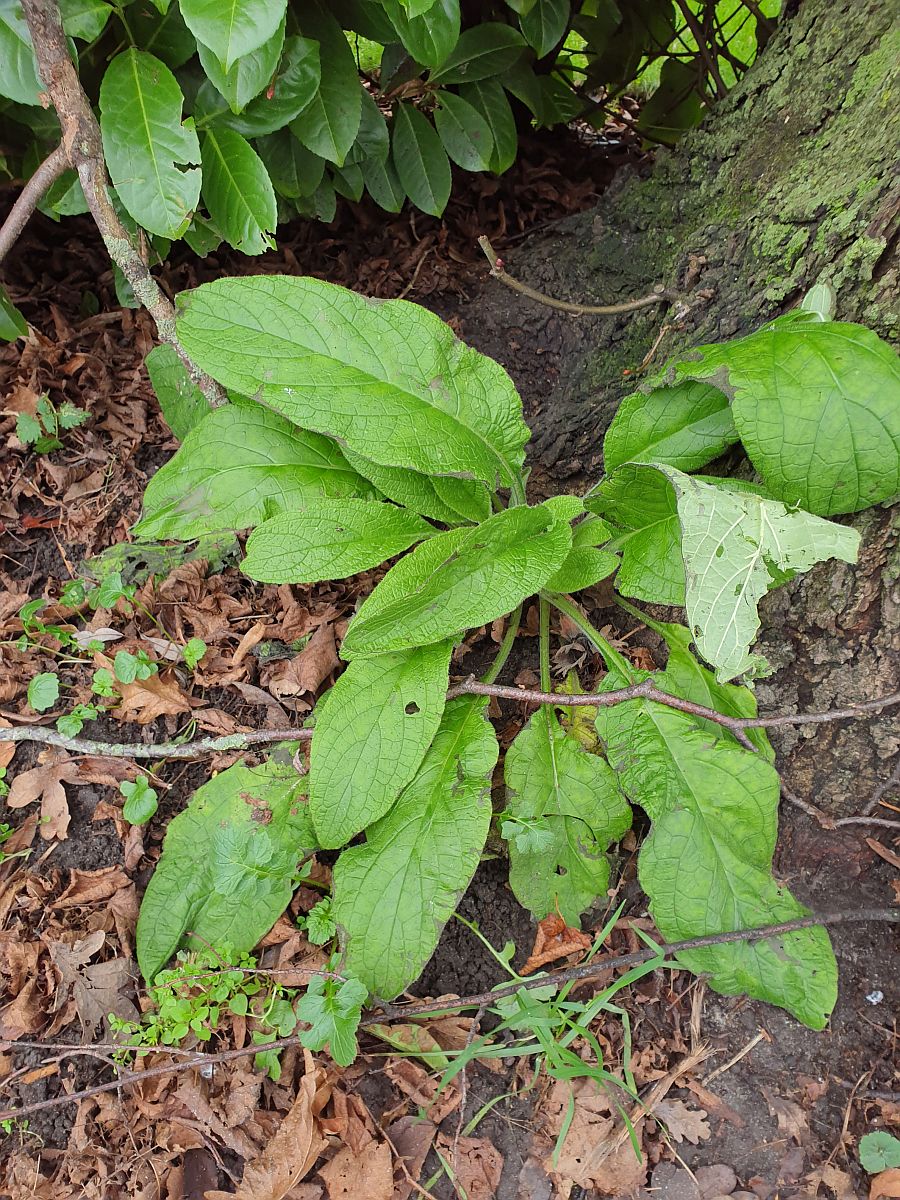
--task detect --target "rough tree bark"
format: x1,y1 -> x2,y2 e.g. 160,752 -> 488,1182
460,0 -> 900,817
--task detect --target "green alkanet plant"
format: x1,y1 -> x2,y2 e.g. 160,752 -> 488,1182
130,273 -> 899,1036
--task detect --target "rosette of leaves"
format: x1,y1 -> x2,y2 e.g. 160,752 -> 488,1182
133,271 -> 899,1030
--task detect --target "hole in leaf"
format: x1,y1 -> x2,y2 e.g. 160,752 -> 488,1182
405,701 -> 420,715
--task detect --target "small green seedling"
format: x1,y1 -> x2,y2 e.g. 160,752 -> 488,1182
16,394 -> 88,453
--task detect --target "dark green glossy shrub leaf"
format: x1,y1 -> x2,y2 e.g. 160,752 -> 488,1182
391,101 -> 451,216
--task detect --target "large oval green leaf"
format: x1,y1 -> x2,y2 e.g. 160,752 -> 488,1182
222,36 -> 321,137
200,127 -> 276,254
99,49 -> 201,238
603,379 -> 738,474
342,449 -> 489,524
459,79 -> 517,173
656,316 -> 900,516
504,707 -> 631,926
519,0 -> 569,57
256,129 -> 325,199
310,641 -> 453,848
340,503 -> 572,658
596,694 -> 837,1029
331,696 -> 497,999
179,0 -> 286,71
241,498 -> 437,583
136,758 -> 315,982
0,0 -> 42,105
175,274 -> 530,488
391,102 -> 452,217
135,402 -> 372,540
145,343 -> 209,440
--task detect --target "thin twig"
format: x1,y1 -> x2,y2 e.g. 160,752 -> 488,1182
19,0 -> 225,407
477,236 -> 673,316
375,908 -> 898,1023
0,143 -> 68,265
782,781 -> 900,830
673,0 -> 729,98
1,908 -> 894,1125
862,759 -> 900,816
0,726 -> 312,758
5,684 -> 899,760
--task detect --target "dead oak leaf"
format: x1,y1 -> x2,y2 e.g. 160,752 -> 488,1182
318,1140 -> 393,1200
653,1099 -> 710,1145
48,934 -> 139,1038
7,748 -> 79,840
764,1091 -> 809,1143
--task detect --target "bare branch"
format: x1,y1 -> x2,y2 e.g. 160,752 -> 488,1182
477,236 -> 674,316
0,907 -> 895,1124
0,726 -> 311,759
19,0 -> 226,407
0,143 -> 67,265
3,685 -> 898,761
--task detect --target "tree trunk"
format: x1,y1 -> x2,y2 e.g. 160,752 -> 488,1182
458,0 -> 900,816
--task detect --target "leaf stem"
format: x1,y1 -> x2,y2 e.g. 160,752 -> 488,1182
544,592 -> 636,682
481,604 -> 522,686
538,596 -> 551,693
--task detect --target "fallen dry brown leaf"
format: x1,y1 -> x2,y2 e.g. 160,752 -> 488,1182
764,1090 -> 809,1143
387,1116 -> 436,1200
53,866 -> 132,908
435,1133 -> 503,1200
267,622 -> 338,699
652,1098 -> 710,1145
872,1169 -> 900,1200
318,1140 -> 393,1199
6,748 -> 79,840
49,932 -> 139,1037
386,1057 -> 460,1124
522,913 -> 592,974
205,1054 -> 326,1200
114,670 -> 200,724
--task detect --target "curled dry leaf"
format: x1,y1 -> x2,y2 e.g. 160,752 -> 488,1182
522,913 -> 593,974
387,1116 -> 436,1200
205,1053 -> 326,1200
266,622 -> 339,699
7,749 -> 79,840
386,1057 -> 460,1124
